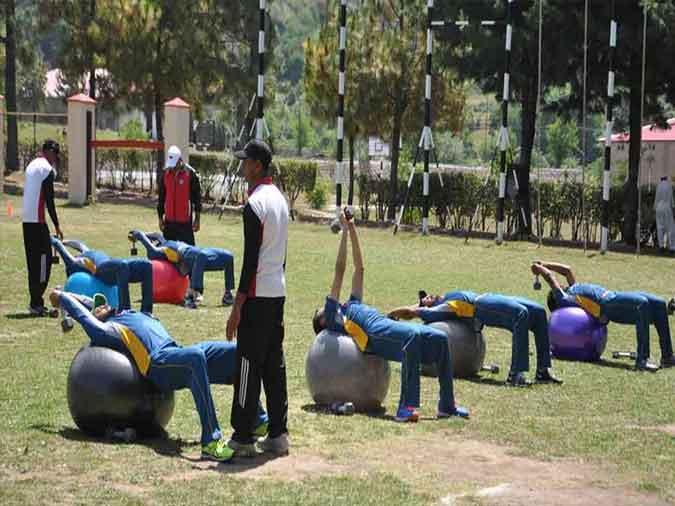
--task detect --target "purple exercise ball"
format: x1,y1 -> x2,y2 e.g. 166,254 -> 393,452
549,307 -> 608,362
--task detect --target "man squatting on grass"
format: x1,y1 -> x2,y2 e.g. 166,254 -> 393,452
129,230 -> 235,308
388,291 -> 562,387
532,261 -> 675,371
50,288 -> 269,462
312,209 -> 469,422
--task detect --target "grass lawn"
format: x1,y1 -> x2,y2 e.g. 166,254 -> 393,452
0,192 -> 674,505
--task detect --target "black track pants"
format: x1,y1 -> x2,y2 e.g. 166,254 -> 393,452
23,223 -> 52,308
231,297 -> 288,443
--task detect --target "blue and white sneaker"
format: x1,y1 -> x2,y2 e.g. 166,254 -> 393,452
437,402 -> 470,419
394,405 -> 419,423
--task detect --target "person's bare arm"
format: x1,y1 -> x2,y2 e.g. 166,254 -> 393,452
347,218 -> 364,301
387,305 -> 420,320
532,263 -> 564,291
329,223 -> 349,300
535,261 -> 576,286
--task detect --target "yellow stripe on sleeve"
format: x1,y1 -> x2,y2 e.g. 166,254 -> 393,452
162,247 -> 180,263
344,320 -> 369,352
447,300 -> 476,318
117,325 -> 151,375
575,296 -> 602,319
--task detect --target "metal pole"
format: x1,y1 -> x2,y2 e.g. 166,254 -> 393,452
421,0 -> 434,236
536,0 -> 543,247
496,0 -> 513,244
335,0 -> 347,221
601,0 -> 617,253
256,0 -> 266,140
581,0 -> 589,252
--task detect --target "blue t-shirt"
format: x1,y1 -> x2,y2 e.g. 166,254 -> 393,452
418,290 -> 478,323
553,283 -> 615,322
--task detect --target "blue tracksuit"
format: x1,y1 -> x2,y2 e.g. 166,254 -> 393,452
554,284 -> 674,362
59,292 -> 266,445
132,231 -> 234,293
324,295 -> 456,412
52,237 -> 153,313
418,291 -> 552,373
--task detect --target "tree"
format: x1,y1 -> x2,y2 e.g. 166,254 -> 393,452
546,117 -> 579,168
2,0 -> 19,172
305,0 -> 465,218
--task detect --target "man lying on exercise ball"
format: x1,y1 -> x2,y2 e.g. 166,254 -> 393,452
129,230 -> 235,308
387,290 -> 562,386
532,260 -> 675,371
312,209 -> 469,422
52,236 -> 153,314
49,288 -> 268,462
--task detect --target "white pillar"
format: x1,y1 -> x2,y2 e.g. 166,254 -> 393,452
164,97 -> 190,165
0,96 -> 4,194
67,93 -> 96,206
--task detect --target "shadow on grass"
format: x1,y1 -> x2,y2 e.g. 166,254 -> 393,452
590,358 -> 637,371
31,423 -> 283,472
301,403 -> 391,419
5,313 -> 55,320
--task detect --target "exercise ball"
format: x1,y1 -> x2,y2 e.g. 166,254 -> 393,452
421,320 -> 486,378
549,307 -> 608,362
67,346 -> 175,437
64,272 -> 119,309
305,330 -> 391,412
151,260 -> 188,304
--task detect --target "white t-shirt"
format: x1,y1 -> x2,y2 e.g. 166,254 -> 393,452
246,183 -> 289,297
22,157 -> 55,224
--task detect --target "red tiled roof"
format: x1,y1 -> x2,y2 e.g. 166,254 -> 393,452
611,119 -> 675,143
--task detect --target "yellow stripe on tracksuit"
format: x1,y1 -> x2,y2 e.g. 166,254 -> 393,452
575,295 -> 602,319
447,300 -> 476,318
162,247 -> 180,263
344,320 -> 369,352
117,325 -> 151,375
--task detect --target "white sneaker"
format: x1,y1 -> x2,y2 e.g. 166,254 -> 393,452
257,433 -> 289,456
193,291 -> 204,304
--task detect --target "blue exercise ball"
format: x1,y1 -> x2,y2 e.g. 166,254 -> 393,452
64,272 -> 119,309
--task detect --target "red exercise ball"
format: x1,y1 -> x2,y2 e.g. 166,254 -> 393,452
151,260 -> 188,304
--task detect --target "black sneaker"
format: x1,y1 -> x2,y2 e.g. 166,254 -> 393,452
221,291 -> 234,306
506,371 -> 531,387
635,359 -> 659,372
660,354 -> 675,368
183,295 -> 197,309
29,305 -> 58,318
535,368 -> 563,385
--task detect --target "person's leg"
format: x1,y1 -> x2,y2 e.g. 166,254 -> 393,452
148,345 -> 222,446
178,222 -> 195,246
126,258 -> 154,313
23,223 -> 53,309
656,209 -> 667,249
476,294 -> 530,374
202,248 -> 235,292
260,298 -> 288,438
417,324 -> 459,414
604,292 -> 651,364
636,292 -> 674,359
512,297 -> 552,370
162,221 -> 178,242
190,251 -> 207,295
198,340 -> 237,384
231,299 -> 266,445
96,259 -> 131,311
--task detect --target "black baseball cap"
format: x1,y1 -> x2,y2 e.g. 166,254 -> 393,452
42,139 -> 61,157
234,139 -> 272,169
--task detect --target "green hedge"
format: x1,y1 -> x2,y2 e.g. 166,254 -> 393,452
358,171 -> 663,242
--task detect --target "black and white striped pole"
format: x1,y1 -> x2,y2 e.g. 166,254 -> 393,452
496,0 -> 514,245
332,0 -> 348,233
255,0 -> 266,141
601,0 -> 617,253
420,0 -> 435,236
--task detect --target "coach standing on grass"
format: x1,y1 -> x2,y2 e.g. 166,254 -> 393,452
157,145 -> 201,245
226,139 -> 290,457
22,139 -> 63,316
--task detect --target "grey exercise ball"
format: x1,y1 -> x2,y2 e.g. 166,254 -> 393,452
421,320 -> 486,378
305,330 -> 391,411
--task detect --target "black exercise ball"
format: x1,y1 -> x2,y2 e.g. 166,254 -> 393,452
67,346 -> 175,437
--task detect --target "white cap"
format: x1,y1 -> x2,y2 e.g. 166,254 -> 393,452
166,145 -> 181,168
